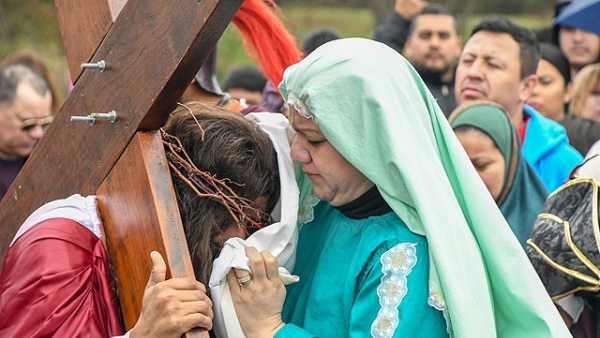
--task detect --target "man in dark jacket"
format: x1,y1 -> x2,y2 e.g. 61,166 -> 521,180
0,65 -> 52,202
374,0 -> 461,117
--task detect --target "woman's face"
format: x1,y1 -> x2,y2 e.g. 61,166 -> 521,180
456,128 -> 506,201
579,84 -> 600,122
527,59 -> 569,122
289,106 -> 373,206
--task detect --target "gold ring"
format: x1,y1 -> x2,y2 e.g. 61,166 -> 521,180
237,275 -> 253,287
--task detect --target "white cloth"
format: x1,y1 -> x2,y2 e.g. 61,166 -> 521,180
575,141 -> 600,181
209,112 -> 300,338
11,194 -> 101,246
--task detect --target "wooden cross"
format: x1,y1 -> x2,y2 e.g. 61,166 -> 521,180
0,0 -> 243,335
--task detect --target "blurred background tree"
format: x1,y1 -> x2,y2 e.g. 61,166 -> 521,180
0,0 -> 555,101
0,0 -> 69,96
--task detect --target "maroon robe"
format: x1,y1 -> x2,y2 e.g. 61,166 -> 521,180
0,218 -> 123,337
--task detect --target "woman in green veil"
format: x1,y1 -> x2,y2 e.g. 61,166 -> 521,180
227,38 -> 570,338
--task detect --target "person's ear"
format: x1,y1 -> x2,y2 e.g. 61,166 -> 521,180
519,74 -> 538,103
564,81 -> 573,104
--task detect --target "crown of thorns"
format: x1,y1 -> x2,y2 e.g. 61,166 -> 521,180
161,117 -> 272,236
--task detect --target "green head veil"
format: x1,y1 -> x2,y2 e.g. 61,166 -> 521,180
279,38 -> 568,337
450,102 -> 549,248
449,103 -> 513,192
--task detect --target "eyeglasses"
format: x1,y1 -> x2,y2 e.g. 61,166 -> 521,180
1,107 -> 54,132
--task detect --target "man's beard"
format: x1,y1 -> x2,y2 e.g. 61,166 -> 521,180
412,61 -> 452,78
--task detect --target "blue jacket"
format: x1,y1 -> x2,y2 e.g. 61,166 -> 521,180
522,105 -> 583,192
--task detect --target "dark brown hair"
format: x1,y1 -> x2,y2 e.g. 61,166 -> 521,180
164,102 -> 279,285
471,16 -> 540,80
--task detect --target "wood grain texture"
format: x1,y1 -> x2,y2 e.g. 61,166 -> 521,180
97,132 -> 206,336
0,0 -> 243,271
55,0 -> 115,82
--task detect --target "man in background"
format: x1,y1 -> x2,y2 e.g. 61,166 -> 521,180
455,16 -> 582,192
0,64 -> 52,201
374,0 -> 461,116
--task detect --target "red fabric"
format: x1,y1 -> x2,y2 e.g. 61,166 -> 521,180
232,0 -> 302,92
518,114 -> 531,146
0,218 -> 123,337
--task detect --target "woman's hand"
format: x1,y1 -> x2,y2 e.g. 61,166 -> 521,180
130,251 -> 214,338
227,247 -> 286,338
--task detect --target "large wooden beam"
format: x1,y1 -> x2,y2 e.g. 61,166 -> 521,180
55,0 -> 124,82
97,131 -> 204,335
0,0 -> 244,271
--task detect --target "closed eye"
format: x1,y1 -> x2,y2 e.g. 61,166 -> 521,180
461,58 -> 474,65
473,162 -> 490,171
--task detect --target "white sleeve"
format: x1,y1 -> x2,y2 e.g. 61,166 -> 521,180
555,294 -> 585,323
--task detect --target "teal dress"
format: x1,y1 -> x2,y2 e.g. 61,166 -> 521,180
275,199 -> 448,338
278,38 -> 571,337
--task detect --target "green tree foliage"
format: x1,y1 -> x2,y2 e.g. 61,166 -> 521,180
0,0 -> 61,56
0,0 -> 68,96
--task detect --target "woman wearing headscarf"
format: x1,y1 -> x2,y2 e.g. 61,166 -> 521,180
226,38 -> 571,337
449,101 -> 549,248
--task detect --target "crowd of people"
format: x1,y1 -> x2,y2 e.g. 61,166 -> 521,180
1,0 -> 600,336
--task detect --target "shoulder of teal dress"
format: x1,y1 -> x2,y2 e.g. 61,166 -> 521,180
363,212 -> 428,245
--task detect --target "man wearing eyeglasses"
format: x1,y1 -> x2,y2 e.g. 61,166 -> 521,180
0,64 -> 52,201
